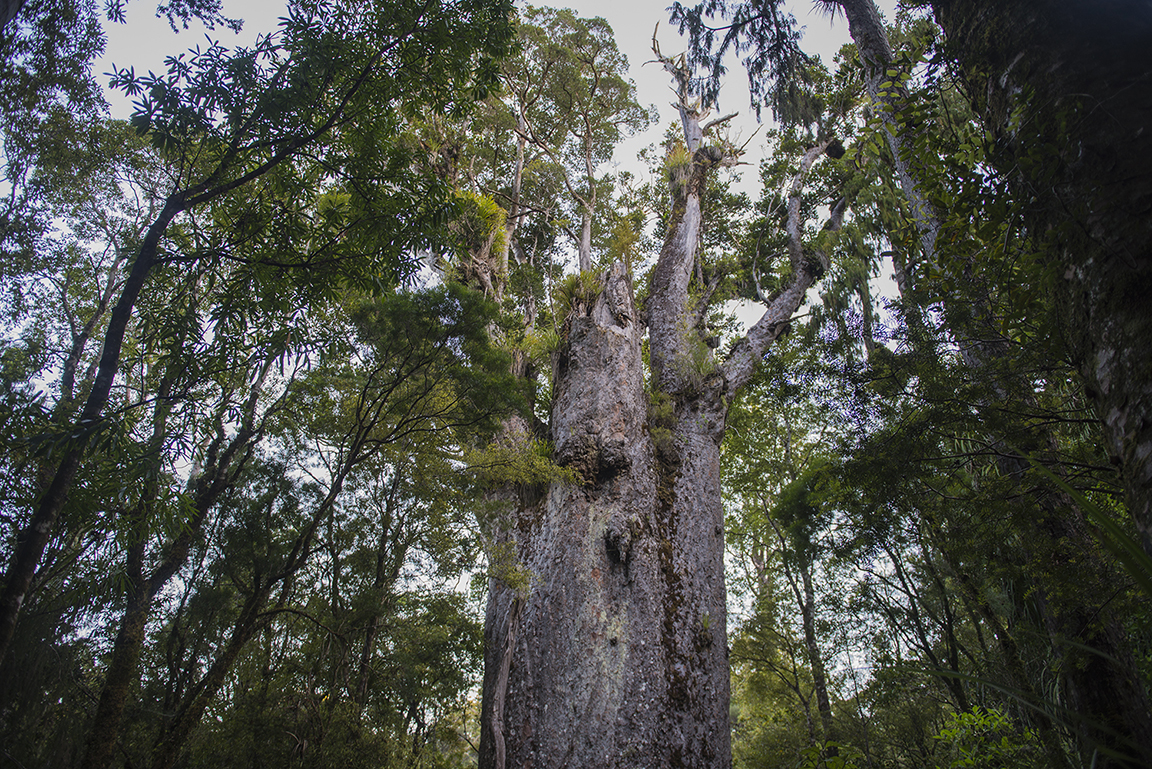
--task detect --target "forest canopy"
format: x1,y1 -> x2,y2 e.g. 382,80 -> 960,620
1,1 -> 1150,768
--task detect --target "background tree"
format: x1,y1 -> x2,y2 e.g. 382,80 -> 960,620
675,2 -> 1152,766
0,0 -> 515,665
925,0 -> 1152,565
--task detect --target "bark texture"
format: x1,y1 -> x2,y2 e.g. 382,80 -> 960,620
479,263 -> 731,768
477,42 -> 843,763
840,0 -> 941,264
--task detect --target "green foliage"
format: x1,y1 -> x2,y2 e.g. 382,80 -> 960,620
1027,456 -> 1152,602
452,188 -> 508,263
669,0 -> 806,120
600,196 -> 646,273
933,707 -> 1044,769
0,0 -> 105,262
485,540 -> 531,596
5,3 -> 1152,769
0,1 -> 520,755
493,5 -> 651,267
714,10 -> 1152,763
665,141 -> 693,199
467,435 -> 575,489
793,742 -> 864,769
672,327 -> 717,393
521,326 -> 561,362
647,389 -> 678,460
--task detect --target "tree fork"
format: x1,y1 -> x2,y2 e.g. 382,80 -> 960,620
479,43 -> 843,766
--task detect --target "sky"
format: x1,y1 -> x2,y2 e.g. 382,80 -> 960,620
98,0 -> 899,196
96,0 -> 902,330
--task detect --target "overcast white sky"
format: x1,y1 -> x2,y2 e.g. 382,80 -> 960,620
97,0 -> 902,338
99,0 -> 898,195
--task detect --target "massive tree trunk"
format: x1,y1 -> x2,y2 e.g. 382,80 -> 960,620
479,258 -> 731,768
928,0 -> 1152,557
479,49 -> 836,767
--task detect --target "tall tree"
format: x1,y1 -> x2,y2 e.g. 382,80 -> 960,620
491,6 -> 651,276
0,0 -> 514,664
476,25 -> 851,762
673,3 -> 1152,765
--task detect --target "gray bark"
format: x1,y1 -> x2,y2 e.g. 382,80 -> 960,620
480,262 -> 731,768
578,207 -> 594,273
478,49 -> 841,765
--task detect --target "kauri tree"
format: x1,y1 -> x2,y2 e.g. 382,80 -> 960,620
475,26 -> 851,765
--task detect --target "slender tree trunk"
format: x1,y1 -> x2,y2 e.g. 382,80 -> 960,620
0,198 -> 181,664
798,564 -> 834,745
150,593 -> 271,769
768,518 -> 835,745
839,0 -> 941,264
79,358 -> 272,769
80,539 -> 150,769
56,249 -> 127,416
578,206 -> 594,272
936,550 -> 1072,769
355,472 -> 405,708
856,272 -> 875,363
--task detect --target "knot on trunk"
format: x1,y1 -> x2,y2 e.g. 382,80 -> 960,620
555,432 -> 632,487
605,512 -> 639,565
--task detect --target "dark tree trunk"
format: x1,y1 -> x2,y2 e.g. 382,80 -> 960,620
150,593 -> 271,769
797,564 -> 833,745
833,3 -> 1152,761
767,517 -> 835,745
80,539 -> 150,769
0,198 -> 181,664
77,356 -> 272,769
929,0 -> 1152,557
923,5 -> 1152,764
